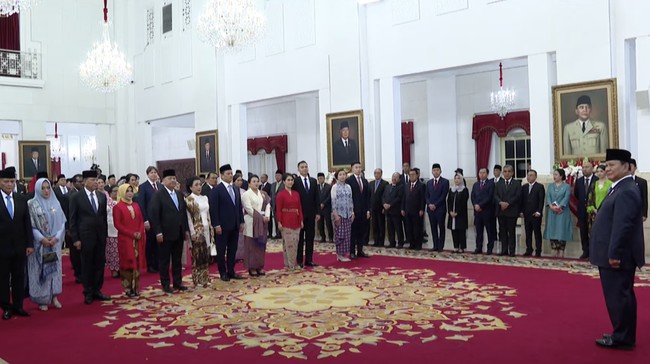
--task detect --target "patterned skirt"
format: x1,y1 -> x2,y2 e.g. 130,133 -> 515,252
281,228 -> 299,270
335,216 -> 352,256
244,236 -> 266,270
191,236 -> 211,286
105,236 -> 120,271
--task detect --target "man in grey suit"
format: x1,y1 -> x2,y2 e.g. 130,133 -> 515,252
270,169 -> 285,239
494,164 -> 521,256
591,149 -> 645,351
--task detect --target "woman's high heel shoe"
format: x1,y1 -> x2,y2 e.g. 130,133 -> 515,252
337,255 -> 351,262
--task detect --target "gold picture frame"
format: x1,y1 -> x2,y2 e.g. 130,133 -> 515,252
552,78 -> 618,161
18,140 -> 51,181
326,109 -> 365,172
195,130 -> 219,175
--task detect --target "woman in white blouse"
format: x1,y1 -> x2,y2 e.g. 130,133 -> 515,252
242,175 -> 271,277
185,176 -> 213,288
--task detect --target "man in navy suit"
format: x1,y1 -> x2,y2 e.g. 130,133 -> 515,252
630,159 -> 648,221
210,164 -> 245,281
346,162 -> 371,258
520,170 -> 545,257
591,149 -> 645,351
383,172 -> 404,248
137,166 -> 164,273
425,163 -> 448,252
369,168 -> 388,247
574,161 -> 597,259
294,161 -> 321,266
489,164 -> 503,244
401,169 -> 425,249
494,165 -> 521,256
471,168 -> 495,254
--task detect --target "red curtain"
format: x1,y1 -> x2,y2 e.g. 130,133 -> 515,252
247,135 -> 288,174
401,121 -> 414,164
472,110 -> 530,173
0,14 -> 20,51
50,160 -> 61,180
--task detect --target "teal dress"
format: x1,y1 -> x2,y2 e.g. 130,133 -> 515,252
543,182 -> 573,241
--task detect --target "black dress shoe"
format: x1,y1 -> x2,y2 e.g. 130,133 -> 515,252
229,274 -> 244,280
358,252 -> 371,258
174,286 -> 189,291
220,275 -> 230,282
84,296 -> 94,305
486,251 -> 493,255
535,252 -> 542,257
162,286 -> 173,293
305,262 -> 319,267
93,292 -> 111,301
523,251 -> 533,257
579,253 -> 589,259
126,291 -> 135,298
509,253 -> 516,257
14,309 -> 30,317
75,277 -> 82,284
499,252 -> 508,256
147,268 -> 159,273
2,310 -> 12,320
350,253 -> 357,259
595,336 -> 635,350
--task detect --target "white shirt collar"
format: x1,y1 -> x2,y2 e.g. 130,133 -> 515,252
610,175 -> 633,189
85,188 -> 95,197
1,190 -> 11,201
164,186 -> 174,194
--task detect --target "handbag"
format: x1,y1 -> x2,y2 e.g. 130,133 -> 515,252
42,251 -> 58,264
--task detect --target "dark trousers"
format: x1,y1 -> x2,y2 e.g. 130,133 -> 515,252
272,213 -> 282,238
498,216 -> 517,255
317,208 -> 334,241
81,237 -> 106,296
145,229 -> 159,271
158,236 -> 184,288
69,240 -> 82,279
578,216 -> 590,255
451,229 -> 467,249
297,217 -> 316,264
215,228 -> 239,276
524,215 -> 543,253
404,213 -> 423,249
490,213 -> 499,242
386,214 -> 404,247
350,214 -> 369,255
427,211 -> 446,250
474,212 -> 495,252
371,208 -> 386,246
598,267 -> 637,344
0,253 -> 26,311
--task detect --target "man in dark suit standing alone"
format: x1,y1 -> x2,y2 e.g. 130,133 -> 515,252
201,172 -> 218,197
401,169 -> 425,249
346,162 -> 371,258
69,170 -> 109,304
0,167 -> 34,320
369,168 -> 388,247
520,170 -> 545,257
591,149 -> 645,351
332,121 -> 359,166
574,162 -> 597,259
630,159 -> 648,222
471,168 -> 495,254
270,170 -> 284,239
383,172 -> 404,248
294,161 -> 321,266
494,164 -> 521,256
65,174 -> 83,282
260,173 -> 273,238
490,164 -> 503,244
150,169 -> 190,292
426,163 -> 448,252
138,166 -> 164,273
316,173 -> 333,243
209,164 -> 245,281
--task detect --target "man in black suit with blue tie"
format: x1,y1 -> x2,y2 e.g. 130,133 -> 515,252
138,166 -> 164,273
494,164 -> 521,256
574,162 -> 597,259
426,163 -> 448,252
346,162 -> 371,258
471,168 -> 495,254
209,164 -> 245,281
520,170 -> 545,257
294,161 -> 321,266
383,172 -> 404,248
401,169 -> 425,249
591,149 -> 645,351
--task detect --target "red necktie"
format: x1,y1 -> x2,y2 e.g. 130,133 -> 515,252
480,181 -> 484,191
410,183 -> 414,192
153,183 -> 158,192
434,179 -> 438,189
358,177 -> 363,193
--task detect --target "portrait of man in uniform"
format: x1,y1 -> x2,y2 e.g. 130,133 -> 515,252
553,79 -> 618,160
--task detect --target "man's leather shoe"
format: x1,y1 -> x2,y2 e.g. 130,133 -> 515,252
93,292 -> 111,301
84,295 -> 94,305
523,251 -> 533,257
358,252 -> 371,258
147,268 -> 159,273
305,262 -> 319,267
579,253 -> 589,259
162,286 -> 174,293
2,310 -> 12,320
473,250 -> 482,254
595,336 -> 635,350
535,252 -> 542,257
14,309 -> 30,317
499,252 -> 508,256
220,275 -> 230,282
350,253 -> 357,259
75,277 -> 82,284
174,286 -> 189,292
229,274 -> 244,280
486,251 -> 493,255
509,253 -> 516,257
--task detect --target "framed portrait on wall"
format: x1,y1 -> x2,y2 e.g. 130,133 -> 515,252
18,140 -> 51,180
552,78 -> 618,161
326,109 -> 365,171
195,130 -> 219,175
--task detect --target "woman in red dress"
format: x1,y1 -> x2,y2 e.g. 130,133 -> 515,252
275,174 -> 303,271
113,184 -> 147,297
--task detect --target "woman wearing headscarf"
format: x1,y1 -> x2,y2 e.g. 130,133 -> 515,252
586,164 -> 612,233
185,176 -> 213,287
105,185 -> 120,278
112,184 -> 147,297
447,173 -> 469,253
241,175 -> 271,276
27,178 -> 66,311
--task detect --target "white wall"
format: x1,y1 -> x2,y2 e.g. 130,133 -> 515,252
151,126 -> 195,161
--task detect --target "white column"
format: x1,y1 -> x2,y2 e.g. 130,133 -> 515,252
528,53 -> 556,173
318,89 -> 331,173
427,76 -> 457,177
295,97 -> 319,173
228,104 -> 248,175
378,77 -> 401,174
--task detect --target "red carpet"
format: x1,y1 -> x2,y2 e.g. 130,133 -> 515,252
1,246 -> 648,364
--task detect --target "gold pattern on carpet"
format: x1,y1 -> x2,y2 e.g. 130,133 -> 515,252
101,267 -> 521,359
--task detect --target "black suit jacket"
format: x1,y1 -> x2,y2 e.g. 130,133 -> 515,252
574,175 -> 598,222
402,180 -> 425,215
471,179 -> 494,216
346,175 -> 371,215
209,183 -> 244,231
634,176 -> 648,218
149,188 -> 190,241
382,183 -> 404,216
138,180 -> 164,223
0,192 -> 33,257
494,179 -> 522,218
332,138 -> 359,166
69,189 -> 108,243
370,179 -> 388,211
318,183 -> 332,213
201,183 -> 215,197
15,183 -> 27,195
520,182 -> 545,218
590,177 -> 645,269
293,176 -> 321,219
261,182 -> 272,196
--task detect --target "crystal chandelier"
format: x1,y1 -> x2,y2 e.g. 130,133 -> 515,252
82,137 -> 97,163
79,0 -> 132,93
197,0 -> 266,52
0,0 -> 36,16
49,123 -> 65,162
490,62 -> 516,119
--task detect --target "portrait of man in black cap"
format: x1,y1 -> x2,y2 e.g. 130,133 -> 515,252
329,113 -> 362,168
19,142 -> 49,179
562,95 -> 608,156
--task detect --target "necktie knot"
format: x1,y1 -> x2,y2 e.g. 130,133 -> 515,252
6,195 -> 13,219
